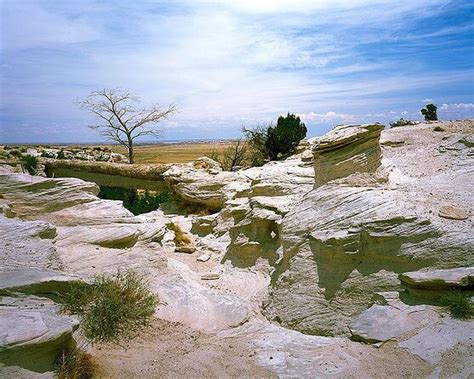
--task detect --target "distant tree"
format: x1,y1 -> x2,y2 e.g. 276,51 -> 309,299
244,114 -> 307,162
265,113 -> 307,160
421,103 -> 438,121
78,89 -> 176,164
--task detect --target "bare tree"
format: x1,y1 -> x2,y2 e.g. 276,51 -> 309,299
206,139 -> 248,171
78,89 -> 176,164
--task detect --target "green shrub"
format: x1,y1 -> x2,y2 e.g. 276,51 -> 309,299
57,149 -> 66,159
244,114 -> 307,162
266,113 -> 307,160
54,346 -> 96,379
60,271 -> 157,343
20,155 -> 38,175
442,290 -> 473,320
421,103 -> 438,121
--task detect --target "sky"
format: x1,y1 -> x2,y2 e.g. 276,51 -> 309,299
0,0 -> 473,143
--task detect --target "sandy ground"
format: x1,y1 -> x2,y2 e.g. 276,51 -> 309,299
91,319 -> 275,378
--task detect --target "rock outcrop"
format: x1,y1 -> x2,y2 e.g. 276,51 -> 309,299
264,121 -> 474,336
1,120 -> 472,377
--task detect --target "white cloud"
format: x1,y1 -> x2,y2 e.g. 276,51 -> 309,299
440,103 -> 474,111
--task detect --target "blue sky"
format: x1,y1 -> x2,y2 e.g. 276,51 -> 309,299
1,0 -> 473,143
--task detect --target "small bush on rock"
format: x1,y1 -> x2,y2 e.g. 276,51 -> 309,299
442,290 -> 473,320
60,271 -> 157,343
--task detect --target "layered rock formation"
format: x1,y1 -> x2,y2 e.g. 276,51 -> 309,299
264,121 -> 473,336
1,121 -> 472,377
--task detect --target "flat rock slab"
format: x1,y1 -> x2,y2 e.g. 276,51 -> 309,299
400,267 -> 474,289
350,304 -> 438,343
0,296 -> 79,373
156,276 -> 249,331
399,318 -> 474,364
201,273 -> 220,280
0,267 -> 83,295
438,205 -> 469,220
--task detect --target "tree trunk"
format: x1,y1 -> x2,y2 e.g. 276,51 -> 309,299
127,137 -> 134,164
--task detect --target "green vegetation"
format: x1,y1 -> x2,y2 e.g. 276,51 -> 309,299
442,290 -> 473,320
244,113 -> 307,162
60,271 -> 157,343
421,103 -> 438,121
20,155 -> 39,175
54,346 -> 96,379
98,186 -> 170,215
57,149 -> 66,159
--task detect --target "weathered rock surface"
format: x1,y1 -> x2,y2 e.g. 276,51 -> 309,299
350,302 -> 438,343
399,267 -> 474,289
0,267 -> 83,295
438,205 -> 469,220
0,296 -> 78,373
313,123 -> 384,186
264,121 -> 474,336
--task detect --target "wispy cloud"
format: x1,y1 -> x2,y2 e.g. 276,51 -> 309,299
0,0 -> 473,142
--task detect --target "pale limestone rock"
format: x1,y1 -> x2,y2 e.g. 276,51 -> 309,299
349,303 -> 438,343
264,121 -> 474,336
400,267 -> 474,289
438,205 -> 469,220
313,123 -> 384,186
0,296 -> 79,373
0,267 -> 83,295
399,317 -> 474,365
155,261 -> 249,331
197,254 -> 210,262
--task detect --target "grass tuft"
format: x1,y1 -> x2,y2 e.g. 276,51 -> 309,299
442,290 -> 473,320
60,271 -> 157,343
54,346 -> 96,379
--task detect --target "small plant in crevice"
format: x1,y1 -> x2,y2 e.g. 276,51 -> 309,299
442,290 -> 473,320
59,271 -> 157,343
54,345 -> 96,379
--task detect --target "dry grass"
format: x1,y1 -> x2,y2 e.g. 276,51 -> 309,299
169,222 -> 192,246
55,346 -> 97,379
111,142 -> 233,164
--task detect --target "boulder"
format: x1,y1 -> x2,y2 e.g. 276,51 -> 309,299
438,205 -> 469,220
399,267 -> 474,289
